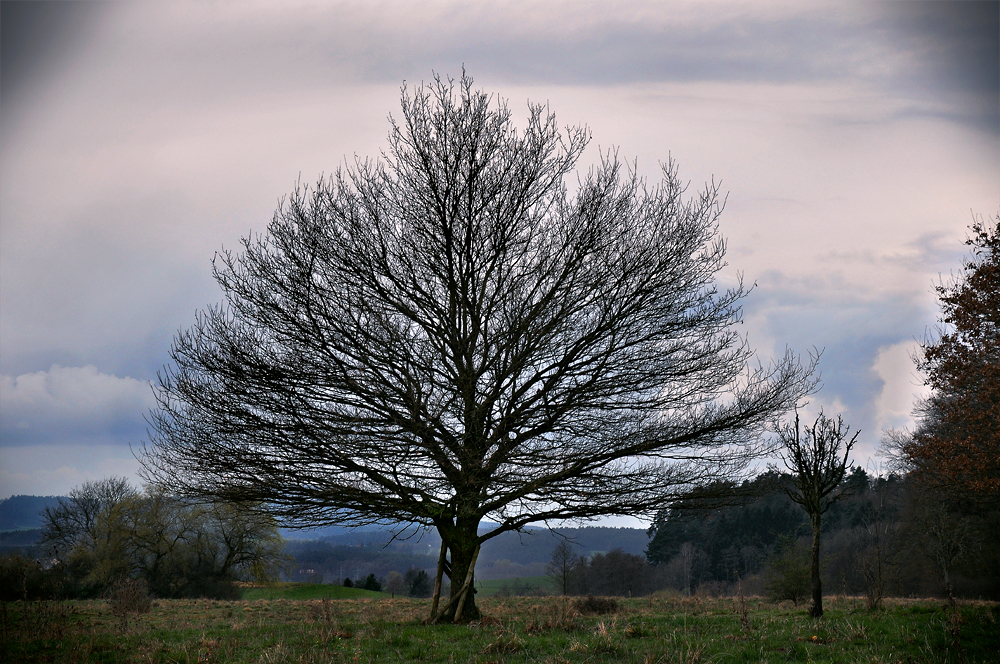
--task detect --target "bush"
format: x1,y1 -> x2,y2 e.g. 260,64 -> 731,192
0,553 -> 43,601
572,595 -> 619,615
107,577 -> 152,628
0,553 -> 64,601
763,537 -> 810,604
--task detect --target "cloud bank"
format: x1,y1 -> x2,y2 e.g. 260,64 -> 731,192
1,365 -> 154,446
0,0 -> 996,498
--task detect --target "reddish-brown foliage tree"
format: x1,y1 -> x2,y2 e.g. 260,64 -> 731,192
907,216 -> 1000,500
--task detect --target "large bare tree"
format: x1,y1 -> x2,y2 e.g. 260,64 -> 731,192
140,73 -> 814,622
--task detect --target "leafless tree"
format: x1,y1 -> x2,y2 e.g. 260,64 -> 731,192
916,498 -> 975,593
776,411 -> 858,617
40,477 -> 138,558
546,540 -> 584,595
140,72 -> 815,622
858,472 -> 900,610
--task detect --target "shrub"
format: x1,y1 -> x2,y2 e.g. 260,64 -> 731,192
107,577 -> 152,628
0,553 -> 64,601
763,537 -> 810,604
573,595 -> 619,615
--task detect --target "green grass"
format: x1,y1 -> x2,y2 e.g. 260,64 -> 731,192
2,592 -> 997,663
241,582 -> 383,600
476,575 -> 551,596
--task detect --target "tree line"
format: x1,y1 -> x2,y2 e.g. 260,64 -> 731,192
535,466 -> 997,603
643,468 -> 999,602
0,478 -> 287,601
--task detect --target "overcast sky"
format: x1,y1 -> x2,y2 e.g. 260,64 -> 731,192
1,1 -> 998,516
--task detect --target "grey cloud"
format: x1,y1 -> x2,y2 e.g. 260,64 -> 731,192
743,269 -> 933,445
887,1 -> 999,96
0,1 -> 111,151
5,1 -> 989,152
0,0 -> 993,495
878,1 -> 999,133
0,365 -> 155,447
0,192 -> 221,379
885,230 -> 972,276
0,3 -> 957,120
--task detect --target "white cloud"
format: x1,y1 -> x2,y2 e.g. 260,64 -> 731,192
872,340 -> 929,432
0,365 -> 154,446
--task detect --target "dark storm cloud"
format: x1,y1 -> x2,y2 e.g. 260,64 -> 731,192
742,225 -> 970,448
743,275 -> 929,448
882,0 -> 1000,134
0,1 -> 110,145
0,365 -> 154,447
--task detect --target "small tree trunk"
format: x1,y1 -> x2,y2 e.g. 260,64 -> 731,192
429,540 -> 447,619
809,515 -> 823,618
453,543 -> 480,623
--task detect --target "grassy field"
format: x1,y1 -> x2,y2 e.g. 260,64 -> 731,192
476,575 -> 551,597
249,577 -> 553,599
2,592 -> 997,663
241,583 -> 383,601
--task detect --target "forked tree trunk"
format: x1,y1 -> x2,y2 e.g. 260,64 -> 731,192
809,515 -> 823,618
431,523 -> 481,623
445,533 -> 480,622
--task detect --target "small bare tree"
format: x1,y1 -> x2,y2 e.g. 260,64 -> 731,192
775,411 -> 858,617
857,470 -> 900,610
384,571 -> 406,597
546,540 -> 583,595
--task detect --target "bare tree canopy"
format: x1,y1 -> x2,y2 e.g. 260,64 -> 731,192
140,73 -> 814,621
776,410 -> 858,618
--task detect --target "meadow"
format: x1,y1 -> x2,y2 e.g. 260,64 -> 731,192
2,589 -> 996,663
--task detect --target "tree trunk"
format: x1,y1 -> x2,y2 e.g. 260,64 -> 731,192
435,523 -> 481,623
429,540 -> 447,619
809,515 -> 823,618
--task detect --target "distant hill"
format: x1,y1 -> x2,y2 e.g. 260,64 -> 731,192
0,495 -> 63,531
284,523 -> 648,559
0,528 -> 43,553
283,523 -> 651,581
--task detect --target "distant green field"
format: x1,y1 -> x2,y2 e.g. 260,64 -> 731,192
245,578 -> 555,600
241,582 -> 383,600
476,575 -> 552,596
